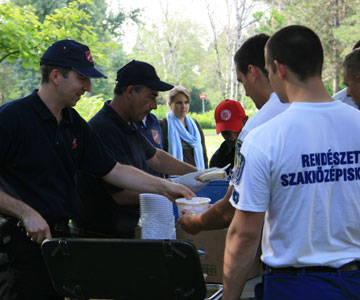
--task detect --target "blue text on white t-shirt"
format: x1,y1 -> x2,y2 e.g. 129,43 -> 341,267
281,150 -> 360,187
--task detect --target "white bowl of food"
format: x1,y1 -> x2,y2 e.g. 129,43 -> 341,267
175,197 -> 211,216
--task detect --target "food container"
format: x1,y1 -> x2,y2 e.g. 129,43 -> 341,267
175,197 -> 211,216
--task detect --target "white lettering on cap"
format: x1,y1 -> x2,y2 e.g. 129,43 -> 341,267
86,51 -> 93,62
220,109 -> 231,121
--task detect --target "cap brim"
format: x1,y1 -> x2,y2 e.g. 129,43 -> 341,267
74,66 -> 107,79
216,121 -> 243,134
145,80 -> 174,92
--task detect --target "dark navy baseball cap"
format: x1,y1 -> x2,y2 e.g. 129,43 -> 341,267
116,60 -> 173,91
40,39 -> 107,78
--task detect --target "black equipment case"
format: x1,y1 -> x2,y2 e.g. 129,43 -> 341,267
41,238 -> 210,300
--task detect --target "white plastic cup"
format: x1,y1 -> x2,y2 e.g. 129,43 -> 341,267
175,197 -> 211,216
139,193 -> 176,239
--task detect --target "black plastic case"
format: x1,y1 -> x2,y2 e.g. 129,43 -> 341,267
41,238 -> 207,300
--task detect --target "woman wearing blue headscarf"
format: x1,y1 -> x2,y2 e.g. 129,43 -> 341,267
160,85 -> 208,170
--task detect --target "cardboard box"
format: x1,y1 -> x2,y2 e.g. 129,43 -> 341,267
176,227 -> 263,283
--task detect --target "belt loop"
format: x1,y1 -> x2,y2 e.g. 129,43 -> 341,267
265,265 -> 272,275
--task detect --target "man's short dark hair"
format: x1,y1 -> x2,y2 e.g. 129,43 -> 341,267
40,65 -> 71,84
343,48 -> 360,79
234,33 -> 270,76
113,83 -> 144,96
266,25 -> 323,81
353,40 -> 360,50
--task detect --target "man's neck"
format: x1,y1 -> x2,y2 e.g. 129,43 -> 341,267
255,82 -> 274,109
286,76 -> 333,104
37,86 -> 64,123
109,96 -> 131,124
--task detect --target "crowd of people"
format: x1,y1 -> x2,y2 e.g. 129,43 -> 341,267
0,24 -> 360,300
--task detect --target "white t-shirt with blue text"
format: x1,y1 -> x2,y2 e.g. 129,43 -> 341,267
231,101 -> 360,268
230,93 -> 289,186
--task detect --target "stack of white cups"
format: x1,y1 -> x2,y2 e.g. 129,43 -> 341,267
138,193 -> 176,239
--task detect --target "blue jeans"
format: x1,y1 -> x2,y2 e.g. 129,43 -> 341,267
255,268 -> 360,300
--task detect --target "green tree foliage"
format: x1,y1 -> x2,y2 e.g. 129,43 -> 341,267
255,0 -> 356,94
75,94 -> 105,121
189,111 -> 216,129
189,87 -> 211,113
152,104 -> 169,120
11,0 -> 68,22
0,0 -> 140,102
0,0 -> 108,101
151,104 -> 216,129
0,3 -> 41,67
334,4 -> 360,53
253,9 -> 287,35
0,0 -> 107,68
132,16 -> 210,108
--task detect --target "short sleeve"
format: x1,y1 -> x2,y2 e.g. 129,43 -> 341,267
139,132 -> 156,160
230,135 -> 270,212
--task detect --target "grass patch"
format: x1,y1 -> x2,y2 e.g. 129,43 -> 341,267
203,129 -> 223,163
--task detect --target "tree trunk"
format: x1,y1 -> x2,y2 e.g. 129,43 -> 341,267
332,0 -> 340,94
233,0 -> 242,100
160,0 -> 181,85
233,0 -> 256,100
206,1 -> 226,99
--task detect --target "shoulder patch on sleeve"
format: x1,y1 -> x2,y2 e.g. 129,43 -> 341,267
230,139 -> 245,185
232,189 -> 240,204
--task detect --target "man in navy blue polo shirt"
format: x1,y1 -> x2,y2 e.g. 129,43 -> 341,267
74,60 -> 210,238
0,40 -> 195,300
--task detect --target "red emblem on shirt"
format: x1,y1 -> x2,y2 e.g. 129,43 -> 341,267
152,130 -> 161,145
85,51 -> 93,62
72,138 -> 77,149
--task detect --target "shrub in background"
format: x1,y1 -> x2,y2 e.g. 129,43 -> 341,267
189,111 -> 216,129
75,94 -> 105,121
76,98 -> 254,130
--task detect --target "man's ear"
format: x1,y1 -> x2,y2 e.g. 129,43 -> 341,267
248,65 -> 259,83
355,74 -> 360,83
49,69 -> 62,85
273,60 -> 287,79
126,85 -> 135,97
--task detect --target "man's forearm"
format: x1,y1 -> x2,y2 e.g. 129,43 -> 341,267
201,186 -> 235,229
200,197 -> 235,229
103,162 -> 195,201
0,190 -> 51,243
112,190 -> 140,205
103,163 -> 168,194
149,149 -> 197,175
223,229 -> 258,300
222,210 -> 264,300
0,190 -> 33,220
178,186 -> 234,234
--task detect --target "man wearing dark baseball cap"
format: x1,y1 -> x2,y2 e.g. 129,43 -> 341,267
116,60 -> 173,91
0,42 -> 195,299
40,39 -> 107,78
74,60 -> 214,239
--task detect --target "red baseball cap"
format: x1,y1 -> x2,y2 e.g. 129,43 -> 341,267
214,99 -> 247,134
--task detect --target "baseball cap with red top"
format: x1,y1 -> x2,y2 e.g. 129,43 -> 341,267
40,39 -> 107,78
214,99 -> 247,134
